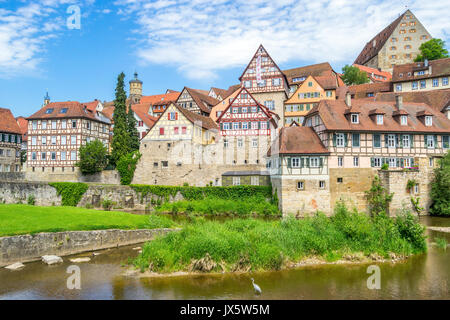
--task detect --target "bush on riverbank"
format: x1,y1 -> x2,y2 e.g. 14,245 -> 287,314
430,150 -> 450,216
0,204 -> 175,236
154,196 -> 280,216
134,203 -> 427,273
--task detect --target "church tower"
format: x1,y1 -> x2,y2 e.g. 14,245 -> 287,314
129,72 -> 143,104
44,92 -> 50,106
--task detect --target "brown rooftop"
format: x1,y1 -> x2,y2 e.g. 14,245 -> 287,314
268,126 -> 329,156
392,58 -> 450,82
0,108 -> 21,134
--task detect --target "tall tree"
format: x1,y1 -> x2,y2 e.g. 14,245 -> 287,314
341,65 -> 369,86
414,38 -> 449,62
127,103 -> 140,152
111,72 -> 130,165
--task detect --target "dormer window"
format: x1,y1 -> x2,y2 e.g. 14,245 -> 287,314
401,115 -> 407,125
425,116 -> 432,126
376,114 -> 383,125
351,114 -> 359,124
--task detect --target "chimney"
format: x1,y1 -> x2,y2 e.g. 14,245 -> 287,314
345,92 -> 352,107
395,95 -> 403,110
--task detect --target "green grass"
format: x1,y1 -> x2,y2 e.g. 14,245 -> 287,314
435,237 -> 448,250
154,196 -> 280,217
0,204 -> 175,237
135,203 -> 427,273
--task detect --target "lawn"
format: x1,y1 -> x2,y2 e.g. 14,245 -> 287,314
0,204 -> 175,237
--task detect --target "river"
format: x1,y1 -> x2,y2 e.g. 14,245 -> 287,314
0,216 -> 448,300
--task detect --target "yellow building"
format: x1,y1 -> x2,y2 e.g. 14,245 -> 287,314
284,75 -> 338,126
142,102 -> 218,145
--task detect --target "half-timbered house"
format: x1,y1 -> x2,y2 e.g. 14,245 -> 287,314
26,101 -> 111,173
0,108 -> 22,172
176,87 -> 219,116
239,45 -> 289,124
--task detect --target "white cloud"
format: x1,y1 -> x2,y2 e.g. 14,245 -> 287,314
0,0 -> 93,78
115,0 -> 450,80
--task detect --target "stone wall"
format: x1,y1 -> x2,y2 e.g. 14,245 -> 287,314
0,228 -> 176,267
0,181 -> 61,206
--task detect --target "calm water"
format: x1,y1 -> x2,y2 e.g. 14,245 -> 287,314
0,216 -> 448,300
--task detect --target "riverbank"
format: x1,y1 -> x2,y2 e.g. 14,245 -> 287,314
133,204 -> 427,274
0,204 -> 175,237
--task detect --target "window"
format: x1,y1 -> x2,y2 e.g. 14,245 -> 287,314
251,176 -> 259,186
387,134 -> 396,148
338,157 -> 343,167
272,78 -> 281,86
237,138 -> 243,148
71,135 -> 76,144
308,81 -> 313,87
61,152 -> 66,161
414,185 -> 419,194
51,136 -> 56,145
402,134 -> 411,148
72,120 -> 77,128
162,161 -> 168,168
404,45 -> 411,49
420,80 -> 426,89
409,29 -> 416,33
242,107 -> 248,113
251,122 -> 258,130
443,77 -> 448,86
174,127 -> 179,134
233,122 -> 239,130
71,151 -> 76,160
353,156 -> 359,167
42,136 -> 47,145
310,157 -> 320,167
41,152 -> 46,160
425,116 -> 432,126
404,37 -> 411,41
352,133 -> 360,147
411,81 -> 418,90
31,136 -> 37,146
51,121 -> 57,129
31,152 -> 36,160
420,35 -> 428,40
264,100 -> 275,111
232,107 -> 238,114
51,152 -> 56,160
389,158 -> 397,168
297,181 -> 304,190
433,79 -> 439,87
244,80 -> 251,88
376,115 -> 383,125
42,121 -> 47,129
350,113 -> 359,124
223,139 -> 228,148
251,106 -> 257,113
257,80 -> 266,87
319,181 -> 325,189
396,84 -> 402,92
291,157 -> 300,168
391,37 -> 397,42
45,108 -> 54,114
242,122 -> 248,130
390,46 -> 397,50
426,135 -> 435,148
336,133 -> 345,147
443,136 -> 450,149
391,55 -> 397,59
401,115 -> 407,125
159,127 -> 165,135
429,158 -> 434,167
61,136 -> 67,145
337,177 -> 343,183
32,121 -> 37,130
252,138 -> 258,148
232,177 -> 241,186
373,158 -> 382,167
61,120 -> 67,129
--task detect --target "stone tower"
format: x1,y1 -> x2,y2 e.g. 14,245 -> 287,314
44,92 -> 50,106
129,72 -> 143,104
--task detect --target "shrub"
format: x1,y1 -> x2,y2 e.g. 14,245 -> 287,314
365,175 -> 393,216
49,182 -> 89,206
435,237 -> 447,250
394,210 -> 427,253
116,151 -> 141,185
102,199 -> 115,211
381,163 -> 389,170
76,140 -> 108,174
27,195 -> 36,206
430,151 -> 450,216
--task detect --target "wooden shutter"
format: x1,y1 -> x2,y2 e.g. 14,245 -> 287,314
344,134 -> 348,147
287,157 -> 292,168
385,134 -> 388,147
319,157 -> 323,167
333,134 -> 337,147
410,134 -> 414,147
370,158 -> 374,167
434,135 -> 438,148
300,158 -> 304,168
175,112 -> 178,120
167,113 -> 170,120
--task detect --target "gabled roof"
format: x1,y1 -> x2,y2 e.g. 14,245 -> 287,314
347,82 -> 392,98
0,108 -> 21,134
267,126 -> 329,156
179,87 -> 219,114
131,103 -> 158,129
306,98 -> 450,133
392,58 -> 450,82
375,88 -> 450,113
353,64 -> 392,82
354,11 -> 407,65
216,87 -> 276,125
283,62 -> 335,86
82,100 -> 102,112
140,91 -> 180,104
27,101 -> 111,124
15,116 -> 28,140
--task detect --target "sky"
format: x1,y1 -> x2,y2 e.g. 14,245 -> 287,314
0,0 -> 449,117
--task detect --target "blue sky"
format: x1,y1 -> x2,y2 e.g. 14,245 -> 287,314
0,0 -> 449,117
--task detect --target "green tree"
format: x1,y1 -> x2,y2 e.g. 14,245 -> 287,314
127,103 -> 140,152
430,151 -> 450,216
365,175 -> 394,216
341,65 -> 369,86
77,140 -> 108,174
414,38 -> 449,62
111,72 -> 130,166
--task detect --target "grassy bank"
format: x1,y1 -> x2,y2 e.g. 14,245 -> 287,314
0,204 -> 175,237
134,204 -> 427,273
154,196 -> 280,216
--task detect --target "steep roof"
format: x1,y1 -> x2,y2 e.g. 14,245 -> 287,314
181,87 -> 220,114
283,62 -> 335,86
354,11 -> 406,65
306,98 -> 450,133
131,103 -> 158,129
315,75 -> 338,90
0,108 -> 21,134
177,104 -> 219,131
210,87 -> 241,122
392,58 -> 450,82
15,116 -> 28,140
27,101 -> 111,124
375,88 -> 450,113
353,64 -> 392,82
267,126 -> 329,156
82,100 -> 101,112
140,91 -> 180,104
347,82 -> 392,98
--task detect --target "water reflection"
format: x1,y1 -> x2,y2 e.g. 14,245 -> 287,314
0,217 -> 448,300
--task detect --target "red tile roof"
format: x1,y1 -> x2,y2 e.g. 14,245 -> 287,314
27,101 -> 110,123
140,91 -> 180,105
315,75 -> 338,90
15,116 -> 28,140
347,82 -> 392,98
181,87 -> 220,114
82,100 -> 101,112
131,103 -> 158,129
354,12 -> 406,66
353,64 -> 392,82
306,98 -> 450,133
392,58 -> 450,82
0,108 -> 21,134
283,62 -> 335,86
267,126 -> 329,156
